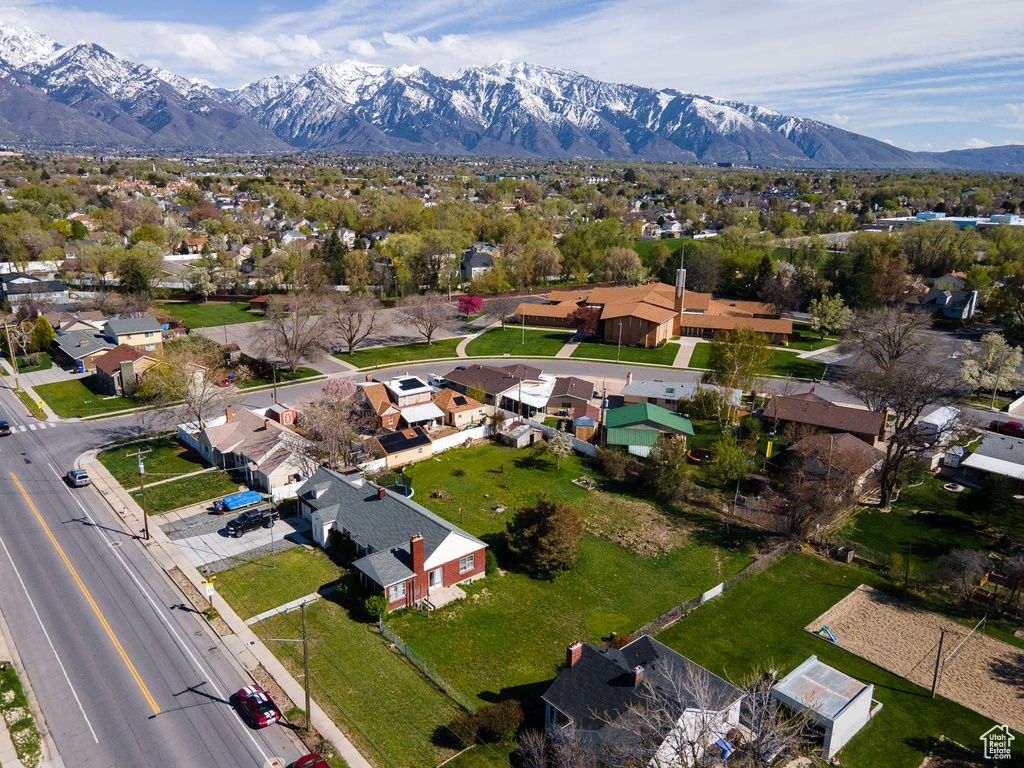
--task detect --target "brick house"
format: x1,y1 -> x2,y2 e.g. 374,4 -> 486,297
296,467 -> 487,610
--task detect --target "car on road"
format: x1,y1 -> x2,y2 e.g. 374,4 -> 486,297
292,755 -> 329,768
66,468 -> 91,487
988,420 -> 1024,438
233,684 -> 281,728
0,421 -> 10,436
225,506 -> 280,538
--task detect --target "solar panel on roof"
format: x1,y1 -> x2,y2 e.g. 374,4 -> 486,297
397,378 -> 421,391
453,396 -> 467,405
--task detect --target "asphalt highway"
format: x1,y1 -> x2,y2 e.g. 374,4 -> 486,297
0,386 -> 300,768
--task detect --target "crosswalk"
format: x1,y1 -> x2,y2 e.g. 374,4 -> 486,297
11,423 -> 58,432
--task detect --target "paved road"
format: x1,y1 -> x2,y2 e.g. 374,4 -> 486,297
0,388 -> 302,768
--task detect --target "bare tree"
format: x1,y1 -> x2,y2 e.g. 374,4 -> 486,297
759,275 -> 797,318
846,359 -> 962,508
137,350 -> 239,428
328,292 -> 389,355
486,294 -> 521,331
844,308 -> 930,372
930,548 -> 992,616
399,291 -> 456,345
255,294 -> 328,372
299,378 -> 365,468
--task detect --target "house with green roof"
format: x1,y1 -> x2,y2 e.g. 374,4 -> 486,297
604,402 -> 694,457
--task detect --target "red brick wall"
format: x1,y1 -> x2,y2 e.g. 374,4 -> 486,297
442,547 -> 486,586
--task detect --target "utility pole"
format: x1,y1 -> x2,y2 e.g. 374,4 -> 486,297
127,447 -> 152,540
272,364 -> 278,404
617,320 -> 623,362
4,324 -> 20,390
931,628 -> 946,699
302,600 -> 310,732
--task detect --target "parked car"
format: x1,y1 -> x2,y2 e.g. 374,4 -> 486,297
292,756 -> 329,768
0,421 -> 10,436
225,507 -> 280,538
233,684 -> 281,728
66,468 -> 91,487
988,420 -> 1024,438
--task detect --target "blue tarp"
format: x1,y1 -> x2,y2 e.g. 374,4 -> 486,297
217,490 -> 261,511
714,738 -> 733,758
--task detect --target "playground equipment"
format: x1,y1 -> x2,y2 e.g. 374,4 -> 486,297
816,625 -> 838,644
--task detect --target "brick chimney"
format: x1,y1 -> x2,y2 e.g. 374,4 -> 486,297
366,374 -> 373,382
633,665 -> 644,687
410,533 -> 424,577
566,640 -> 583,668
225,407 -> 233,422
378,485 -> 386,500
263,418 -> 270,430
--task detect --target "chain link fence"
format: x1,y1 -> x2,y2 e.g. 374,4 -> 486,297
379,619 -> 478,714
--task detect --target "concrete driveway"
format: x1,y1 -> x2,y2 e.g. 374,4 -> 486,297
170,514 -> 313,570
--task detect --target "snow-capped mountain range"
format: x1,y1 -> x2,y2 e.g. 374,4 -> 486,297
0,22 -> 1017,170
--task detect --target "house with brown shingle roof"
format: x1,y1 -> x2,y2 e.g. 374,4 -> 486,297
762,392 -> 886,446
91,344 -> 157,395
547,376 -> 595,414
432,388 -> 486,428
356,380 -> 402,431
185,407 -> 314,498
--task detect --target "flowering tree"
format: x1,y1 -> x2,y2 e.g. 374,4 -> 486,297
458,295 -> 483,316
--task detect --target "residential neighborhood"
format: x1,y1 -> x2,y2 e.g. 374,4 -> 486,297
0,150 -> 1020,768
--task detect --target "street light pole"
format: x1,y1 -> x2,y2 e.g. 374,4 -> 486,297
617,320 -> 623,362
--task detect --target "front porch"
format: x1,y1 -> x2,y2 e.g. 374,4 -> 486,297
423,583 -> 466,610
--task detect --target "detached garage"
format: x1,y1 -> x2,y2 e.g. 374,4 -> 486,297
771,656 -> 880,758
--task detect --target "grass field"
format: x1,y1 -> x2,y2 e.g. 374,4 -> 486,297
464,327 -> 573,357
572,339 -> 678,366
237,366 -> 322,389
217,547 -> 475,768
335,338 -> 462,368
157,301 -> 258,329
98,435 -> 207,489
34,378 -> 138,418
655,553 -> 1006,768
787,322 -> 839,352
131,470 -> 244,514
632,239 -> 687,261
5,352 -> 53,373
390,444 -> 753,706
688,343 -> 826,379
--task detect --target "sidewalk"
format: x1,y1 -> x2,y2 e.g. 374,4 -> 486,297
671,339 -> 696,368
455,318 -> 501,358
81,458 -> 373,768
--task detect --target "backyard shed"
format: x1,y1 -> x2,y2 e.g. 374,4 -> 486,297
267,403 -> 296,425
771,655 -> 878,758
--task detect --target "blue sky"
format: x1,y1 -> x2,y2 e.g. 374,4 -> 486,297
3,0 -> 1023,152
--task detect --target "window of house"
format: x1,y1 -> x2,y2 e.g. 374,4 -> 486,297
459,554 -> 475,572
388,582 -> 406,601
145,331 -> 155,338
417,447 -> 423,454
145,344 -> 156,351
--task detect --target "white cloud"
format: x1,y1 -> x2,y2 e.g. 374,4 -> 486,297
1001,103 -> 1024,128
348,39 -> 376,58
820,113 -> 849,126
962,137 -> 995,149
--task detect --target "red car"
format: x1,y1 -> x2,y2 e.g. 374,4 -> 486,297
293,756 -> 329,768
234,684 -> 281,728
989,420 -> 1024,438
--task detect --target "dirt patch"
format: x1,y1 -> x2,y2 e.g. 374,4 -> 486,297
807,585 -> 1024,734
251,663 -> 296,713
581,490 -> 687,555
167,566 -> 232,636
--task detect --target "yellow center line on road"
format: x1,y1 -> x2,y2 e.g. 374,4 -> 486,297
9,471 -> 160,715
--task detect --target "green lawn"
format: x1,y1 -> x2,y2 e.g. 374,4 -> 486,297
572,339 -> 678,366
34,378 -> 139,418
16,389 -> 46,419
237,366 -> 323,389
5,352 -> 52,373
216,546 -> 344,617
334,338 -> 462,368
655,553 -> 1006,768
217,548 -> 470,768
131,471 -> 245,514
98,435 -> 207,489
156,301 -> 258,329
786,323 -> 839,352
688,343 -> 826,379
632,239 -> 687,261
390,444 -> 753,706
464,327 -> 574,357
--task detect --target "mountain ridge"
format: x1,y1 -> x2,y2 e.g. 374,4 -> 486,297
0,22 -> 1021,170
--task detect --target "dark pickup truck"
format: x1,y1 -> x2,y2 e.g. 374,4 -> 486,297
225,507 -> 280,538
